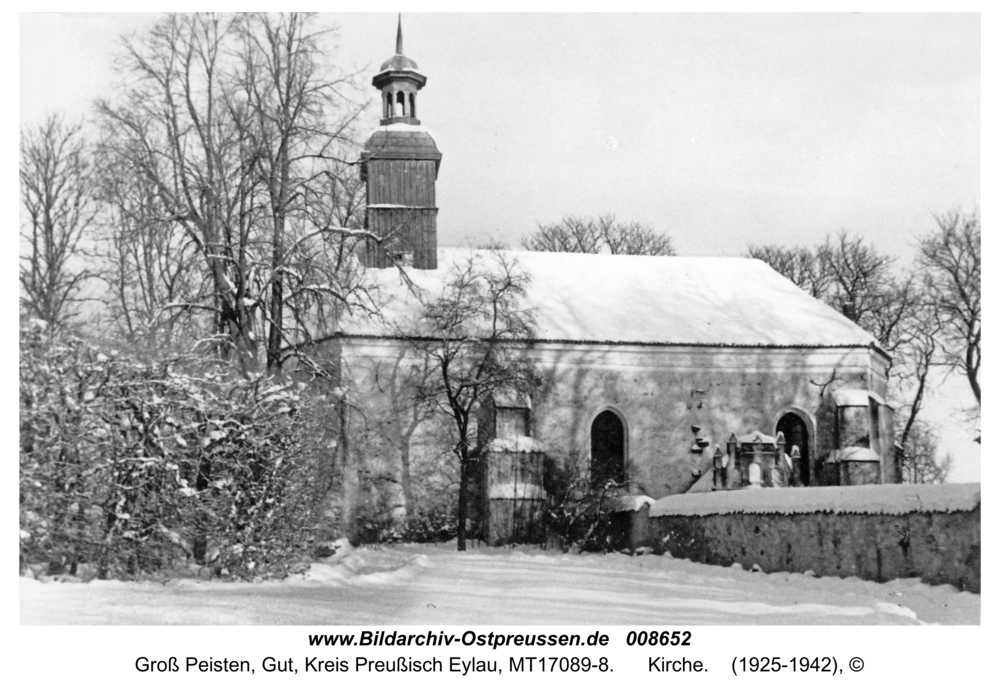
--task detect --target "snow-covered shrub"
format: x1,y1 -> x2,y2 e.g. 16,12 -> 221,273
543,454 -> 627,552
19,323 -> 331,580
401,503 -> 458,543
350,485 -> 403,545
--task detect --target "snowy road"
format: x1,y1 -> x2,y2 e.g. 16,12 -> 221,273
20,543 -> 979,625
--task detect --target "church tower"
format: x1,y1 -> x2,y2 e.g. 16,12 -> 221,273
360,17 -> 442,270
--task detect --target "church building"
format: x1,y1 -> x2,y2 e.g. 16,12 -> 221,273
336,20 -> 898,542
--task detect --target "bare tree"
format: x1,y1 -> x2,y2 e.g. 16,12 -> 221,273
918,209 -> 981,409
407,250 -> 537,551
232,12 -> 366,372
96,14 -> 260,367
819,231 -> 911,347
746,244 -> 830,298
748,231 -> 941,480
750,231 -> 917,368
95,13 -> 372,373
898,422 -> 951,484
93,146 -> 206,353
523,214 -> 675,256
20,114 -> 98,329
893,296 -> 940,453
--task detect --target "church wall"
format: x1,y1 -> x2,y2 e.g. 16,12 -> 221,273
334,340 -> 460,537
337,338 -> 892,509
528,343 -> 888,499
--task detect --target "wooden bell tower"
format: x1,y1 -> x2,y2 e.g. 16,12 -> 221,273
360,16 -> 442,270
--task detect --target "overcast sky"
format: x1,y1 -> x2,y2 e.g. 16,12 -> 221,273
17,12 -> 981,480
20,13 -> 979,256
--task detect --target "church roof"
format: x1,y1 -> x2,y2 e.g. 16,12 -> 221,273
339,248 -> 881,350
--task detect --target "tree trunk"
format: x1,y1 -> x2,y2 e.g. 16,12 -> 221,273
456,453 -> 469,552
266,211 -> 285,373
400,436 -> 415,524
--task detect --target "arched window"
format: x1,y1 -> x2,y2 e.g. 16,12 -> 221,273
396,91 -> 406,117
591,410 -> 625,489
777,412 -> 811,486
384,93 -> 391,119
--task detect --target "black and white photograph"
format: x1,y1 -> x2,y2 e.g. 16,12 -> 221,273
18,8 -> 981,657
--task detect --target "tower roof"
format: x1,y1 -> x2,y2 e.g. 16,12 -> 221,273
380,53 -> 420,72
362,124 -> 442,172
375,15 -> 423,81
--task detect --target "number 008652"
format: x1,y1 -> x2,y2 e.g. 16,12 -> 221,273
625,631 -> 691,646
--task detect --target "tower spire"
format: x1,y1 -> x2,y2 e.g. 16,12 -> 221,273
373,14 -> 425,126
363,16 -> 441,270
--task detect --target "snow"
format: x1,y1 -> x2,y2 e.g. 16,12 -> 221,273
614,494 -> 657,511
835,446 -> 882,462
341,249 -> 879,347
19,541 -> 977,625
374,66 -> 426,78
486,435 -> 545,453
649,482 -> 981,517
833,389 -> 885,406
734,429 -> 777,444
381,122 -> 431,133
488,483 -> 546,500
366,122 -> 438,140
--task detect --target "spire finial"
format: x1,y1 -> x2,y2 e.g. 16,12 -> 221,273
396,14 -> 404,55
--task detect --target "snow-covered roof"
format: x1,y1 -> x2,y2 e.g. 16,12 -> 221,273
836,446 -> 881,462
612,495 -> 657,511
734,430 -> 778,446
339,248 -> 881,348
833,389 -> 886,407
649,482 -> 980,517
362,124 -> 441,163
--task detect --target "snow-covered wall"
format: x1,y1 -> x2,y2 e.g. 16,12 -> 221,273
649,483 -> 981,516
635,484 -> 981,592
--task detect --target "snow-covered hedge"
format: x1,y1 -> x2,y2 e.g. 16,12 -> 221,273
19,323 -> 333,580
649,483 -> 980,518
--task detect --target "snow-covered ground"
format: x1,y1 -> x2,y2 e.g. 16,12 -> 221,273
20,541 -> 978,625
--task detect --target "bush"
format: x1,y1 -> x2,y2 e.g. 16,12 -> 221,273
543,454 -> 626,552
19,321 -> 332,580
349,486 -> 457,545
402,504 -> 457,543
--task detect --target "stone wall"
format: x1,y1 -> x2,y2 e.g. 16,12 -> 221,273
631,484 -> 981,592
